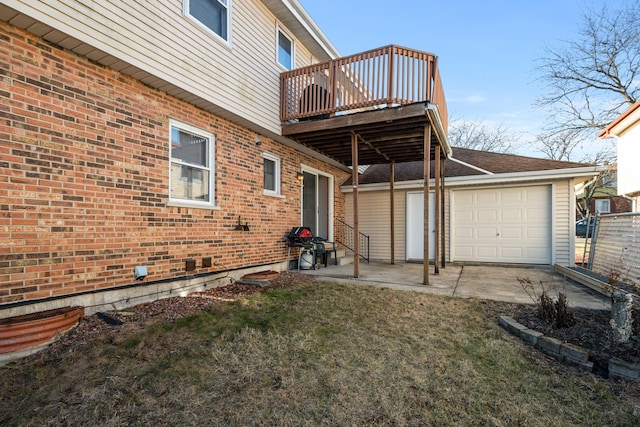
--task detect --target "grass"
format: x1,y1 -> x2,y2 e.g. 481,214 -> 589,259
1,281 -> 639,426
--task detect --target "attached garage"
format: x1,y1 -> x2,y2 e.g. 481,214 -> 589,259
451,185 -> 551,264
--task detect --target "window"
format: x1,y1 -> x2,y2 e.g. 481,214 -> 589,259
186,0 -> 229,42
595,199 -> 610,213
277,29 -> 293,70
169,120 -> 214,207
263,153 -> 281,196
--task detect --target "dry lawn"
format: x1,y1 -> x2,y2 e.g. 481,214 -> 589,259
1,281 -> 639,426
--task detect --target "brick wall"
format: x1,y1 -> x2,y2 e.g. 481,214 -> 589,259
0,22 -> 349,307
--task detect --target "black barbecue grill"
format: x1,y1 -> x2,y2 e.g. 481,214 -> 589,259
286,227 -> 317,271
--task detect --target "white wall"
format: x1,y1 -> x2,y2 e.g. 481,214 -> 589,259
617,124 -> 640,197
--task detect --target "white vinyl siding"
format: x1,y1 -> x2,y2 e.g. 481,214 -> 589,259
554,180 -> 571,266
346,179 -> 576,267
9,0 -> 318,136
345,189 -> 451,263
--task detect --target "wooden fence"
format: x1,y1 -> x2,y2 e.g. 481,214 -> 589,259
590,212 -> 640,288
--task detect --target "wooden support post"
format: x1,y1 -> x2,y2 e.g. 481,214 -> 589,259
390,161 -> 395,265
423,125 -> 431,286
440,157 -> 446,269
434,145 -> 441,275
352,133 -> 360,278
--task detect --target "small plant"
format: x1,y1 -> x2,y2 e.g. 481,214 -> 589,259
517,277 -> 575,328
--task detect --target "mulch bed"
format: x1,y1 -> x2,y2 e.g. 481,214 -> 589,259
483,299 -> 640,371
21,272 -> 313,365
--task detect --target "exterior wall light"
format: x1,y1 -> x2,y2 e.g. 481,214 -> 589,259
296,172 -> 304,181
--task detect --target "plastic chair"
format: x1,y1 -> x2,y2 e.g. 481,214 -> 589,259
311,237 -> 338,267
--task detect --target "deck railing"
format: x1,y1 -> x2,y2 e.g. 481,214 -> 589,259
335,218 -> 370,263
280,45 -> 447,130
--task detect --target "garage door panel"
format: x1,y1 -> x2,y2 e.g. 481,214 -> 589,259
477,227 -> 498,238
456,210 -> 474,222
501,227 -> 523,238
477,247 -> 498,258
526,207 -> 547,218
452,186 -> 551,264
501,209 -> 522,221
477,191 -> 498,204
527,247 -> 549,259
477,209 -> 498,221
501,190 -> 524,203
500,247 -> 524,259
456,227 -> 474,239
526,226 -> 548,238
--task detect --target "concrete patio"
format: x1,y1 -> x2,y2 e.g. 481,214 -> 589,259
300,261 -> 610,310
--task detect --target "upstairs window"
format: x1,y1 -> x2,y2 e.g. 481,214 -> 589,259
277,29 -> 293,70
263,152 -> 281,196
169,120 -> 214,207
186,0 -> 230,42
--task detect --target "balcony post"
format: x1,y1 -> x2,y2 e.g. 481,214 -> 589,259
390,161 -> 395,265
351,132 -> 360,278
440,156 -> 446,269
423,125 -> 431,286
434,144 -> 441,275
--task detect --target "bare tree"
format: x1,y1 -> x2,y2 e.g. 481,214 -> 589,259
534,130 -> 615,163
536,1 -> 640,137
448,119 -> 519,153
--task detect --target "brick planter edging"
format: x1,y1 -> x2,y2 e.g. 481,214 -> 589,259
499,315 -> 640,380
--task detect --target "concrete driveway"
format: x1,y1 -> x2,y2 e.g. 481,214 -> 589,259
301,262 -> 609,310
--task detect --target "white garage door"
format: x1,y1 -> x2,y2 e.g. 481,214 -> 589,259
452,186 -> 551,264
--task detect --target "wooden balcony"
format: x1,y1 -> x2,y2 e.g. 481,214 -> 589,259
280,45 -> 449,166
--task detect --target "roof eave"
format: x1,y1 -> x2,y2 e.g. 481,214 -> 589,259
340,166 -> 605,192
599,100 -> 640,138
426,103 -> 452,158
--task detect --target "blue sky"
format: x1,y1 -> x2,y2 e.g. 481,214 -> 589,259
298,0 -> 609,157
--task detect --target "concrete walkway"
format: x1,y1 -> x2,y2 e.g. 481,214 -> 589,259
301,261 -> 610,310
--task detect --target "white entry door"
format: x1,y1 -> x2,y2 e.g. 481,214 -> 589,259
406,192 -> 436,261
451,186 -> 551,264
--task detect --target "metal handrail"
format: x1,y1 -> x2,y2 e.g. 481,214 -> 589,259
335,218 -> 370,263
280,45 -> 447,131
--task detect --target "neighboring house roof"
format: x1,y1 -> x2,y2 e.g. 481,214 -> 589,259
342,147 -> 599,186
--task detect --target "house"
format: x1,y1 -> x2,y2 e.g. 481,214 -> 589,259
0,0 -> 449,321
599,100 -> 640,210
341,147 -> 602,266
575,165 -> 632,218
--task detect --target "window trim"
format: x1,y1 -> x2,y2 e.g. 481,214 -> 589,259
184,0 -> 231,45
168,119 -> 216,209
276,26 -> 294,70
263,152 -> 282,197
